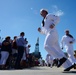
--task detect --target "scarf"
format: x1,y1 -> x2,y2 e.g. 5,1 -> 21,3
66,34 -> 73,38
42,19 -> 45,27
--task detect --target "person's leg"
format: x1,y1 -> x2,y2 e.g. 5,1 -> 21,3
54,42 -> 74,71
15,46 -> 24,69
44,33 -> 65,59
44,35 -> 67,68
0,51 -> 9,69
49,58 -> 53,68
67,46 -> 76,64
21,51 -> 26,60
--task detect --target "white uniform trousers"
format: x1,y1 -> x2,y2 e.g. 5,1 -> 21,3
49,56 -> 54,68
0,51 -> 9,65
66,44 -> 76,64
44,31 -> 65,59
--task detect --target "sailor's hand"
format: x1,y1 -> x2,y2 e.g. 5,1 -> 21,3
69,41 -> 73,44
50,24 -> 55,29
62,47 -> 63,49
38,27 -> 41,32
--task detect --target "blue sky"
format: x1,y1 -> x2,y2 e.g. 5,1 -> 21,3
0,0 -> 76,60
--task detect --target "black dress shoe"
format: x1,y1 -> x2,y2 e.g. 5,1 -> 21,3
64,64 -> 74,71
57,57 -> 67,67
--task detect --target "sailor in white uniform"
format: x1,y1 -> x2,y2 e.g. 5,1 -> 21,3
46,54 -> 54,68
61,30 -> 76,65
38,9 -> 74,71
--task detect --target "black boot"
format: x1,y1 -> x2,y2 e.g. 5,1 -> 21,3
57,57 -> 67,67
64,64 -> 74,71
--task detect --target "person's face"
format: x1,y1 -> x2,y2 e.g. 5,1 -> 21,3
21,34 -> 25,37
65,31 -> 69,35
7,38 -> 11,42
40,11 -> 47,18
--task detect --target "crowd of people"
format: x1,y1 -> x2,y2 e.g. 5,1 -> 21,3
0,32 -> 43,70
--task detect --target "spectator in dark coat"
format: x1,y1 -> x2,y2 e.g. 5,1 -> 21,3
0,36 -> 12,69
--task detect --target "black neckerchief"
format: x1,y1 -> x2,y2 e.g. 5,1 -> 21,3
66,34 -> 73,38
42,18 -> 45,27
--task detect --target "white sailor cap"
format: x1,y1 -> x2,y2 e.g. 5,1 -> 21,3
40,9 -> 48,14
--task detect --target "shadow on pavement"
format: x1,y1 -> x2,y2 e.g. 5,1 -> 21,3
24,67 -> 47,70
62,71 -> 76,73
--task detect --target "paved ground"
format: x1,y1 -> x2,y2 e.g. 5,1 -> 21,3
0,67 -> 76,75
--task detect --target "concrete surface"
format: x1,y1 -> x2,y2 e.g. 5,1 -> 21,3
0,66 -> 76,75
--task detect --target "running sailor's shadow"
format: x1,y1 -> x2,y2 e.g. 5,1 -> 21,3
62,71 -> 76,73
24,67 -> 47,70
